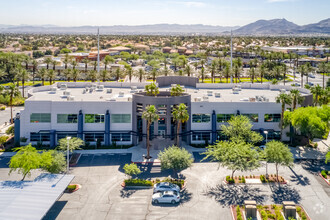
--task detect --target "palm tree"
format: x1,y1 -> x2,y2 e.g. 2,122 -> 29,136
145,83 -> 159,96
223,65 -> 230,83
71,60 -> 77,70
63,54 -> 70,70
172,103 -> 189,147
47,69 -> 56,85
199,67 -> 205,83
113,68 -> 123,82
272,66 -> 282,80
52,60 -> 57,71
258,65 -> 266,84
318,62 -> 327,88
248,67 -> 256,83
310,85 -> 323,106
31,60 -> 38,84
17,68 -> 29,98
150,68 -> 158,82
282,65 -> 287,85
184,64 -> 192,77
82,58 -> 90,73
135,68 -> 145,82
209,60 -> 217,83
71,69 -> 80,82
125,66 -> 133,82
87,70 -> 97,82
170,84 -> 184,96
290,89 -> 304,110
276,93 -> 292,136
44,57 -> 52,70
100,70 -> 108,82
142,105 -> 159,159
62,69 -> 72,82
5,84 -> 20,124
298,64 -> 306,88
38,68 -> 47,86
305,62 -> 313,84
103,55 -> 114,71
232,65 -> 241,83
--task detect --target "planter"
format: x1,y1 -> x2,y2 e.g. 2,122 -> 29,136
319,172 -> 330,186
225,175 -> 287,185
65,184 -> 81,193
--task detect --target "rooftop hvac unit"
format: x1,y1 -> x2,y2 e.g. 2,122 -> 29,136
67,96 -> 75,101
280,89 -> 286,93
107,88 -> 112,93
128,97 -> 132,101
109,98 -> 116,101
119,91 -> 124,97
237,85 -> 242,91
131,86 -> 137,90
49,87 -> 57,94
202,96 -> 209,101
233,89 -> 239,94
91,84 -> 97,89
194,90 -> 198,93
207,91 -> 213,96
63,90 -> 71,96
89,88 -> 94,93
215,92 -> 221,98
195,97 -> 202,102
60,84 -> 67,90
82,89 -> 86,94
96,85 -> 104,91
249,97 -> 256,102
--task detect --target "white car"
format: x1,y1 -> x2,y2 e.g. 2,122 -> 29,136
153,182 -> 180,193
152,191 -> 180,204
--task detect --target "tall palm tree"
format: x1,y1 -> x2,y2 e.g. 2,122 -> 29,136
258,65 -> 266,84
298,65 -> 307,88
223,65 -> 230,83
82,58 -> 90,73
71,69 -> 80,82
276,93 -> 292,137
71,60 -> 77,70
63,54 -> 70,70
232,65 -> 241,83
113,68 -> 123,82
282,65 -> 287,85
310,85 -> 323,106
248,67 -> 256,83
209,60 -> 217,83
317,62 -> 327,88
290,89 -> 304,110
145,83 -> 159,96
17,68 -> 29,98
199,67 -> 205,83
62,69 -> 72,82
52,60 -> 57,71
172,103 -> 189,147
150,68 -> 158,82
44,57 -> 52,70
135,68 -> 145,82
170,84 -> 184,96
38,68 -> 47,86
142,105 -> 159,159
47,69 -> 56,85
305,62 -> 313,84
125,66 -> 133,82
87,70 -> 97,82
103,55 -> 114,71
100,70 -> 108,82
5,84 -> 20,124
31,60 -> 38,84
184,64 -> 192,77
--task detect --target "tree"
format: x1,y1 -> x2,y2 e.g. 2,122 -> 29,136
145,83 -> 159,96
290,89 -> 304,110
87,70 -> 97,82
135,68 -> 145,82
326,151 -> 330,164
38,68 -> 47,85
298,65 -> 307,88
203,140 -> 260,179
172,103 -> 189,147
123,163 -> 141,178
17,68 -> 29,98
284,105 -> 330,141
82,58 -> 90,73
9,144 -> 42,180
57,137 -> 84,153
199,67 -> 205,83
44,57 -> 52,70
276,93 -> 292,136
170,84 -> 184,96
47,69 -> 56,85
71,69 -> 80,82
142,105 -> 159,159
5,84 -> 20,124
221,115 -> 263,144
100,70 -> 109,82
158,145 -> 193,178
264,140 -> 293,182
41,150 -> 66,174
310,84 -> 323,106
317,62 -> 327,88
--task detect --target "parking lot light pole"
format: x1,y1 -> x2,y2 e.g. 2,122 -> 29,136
95,138 -> 98,150
67,136 -> 71,173
264,131 -> 268,179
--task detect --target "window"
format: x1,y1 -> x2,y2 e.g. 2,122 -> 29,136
243,114 -> 259,122
192,114 -> 211,123
30,113 -> 51,123
217,131 -> 229,141
264,114 -> 281,122
111,114 -> 131,123
30,132 -> 50,142
85,133 -> 104,142
137,103 -> 143,113
57,114 -> 78,123
192,132 -> 210,141
56,133 -> 77,141
85,114 -> 105,123
217,114 -> 234,123
158,118 -> 166,125
111,133 -> 131,142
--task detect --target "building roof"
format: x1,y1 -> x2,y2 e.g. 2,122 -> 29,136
0,174 -> 74,220
109,46 -> 131,51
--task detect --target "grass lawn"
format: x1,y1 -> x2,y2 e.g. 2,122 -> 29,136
200,77 -> 270,83
0,80 -> 119,87
320,73 -> 330,76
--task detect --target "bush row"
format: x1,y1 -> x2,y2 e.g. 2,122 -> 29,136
124,179 -> 153,187
321,170 -> 329,179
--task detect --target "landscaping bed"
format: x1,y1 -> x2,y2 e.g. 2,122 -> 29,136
225,174 -> 287,184
320,170 -> 330,185
122,178 -> 186,189
231,204 -> 310,220
65,184 -> 81,193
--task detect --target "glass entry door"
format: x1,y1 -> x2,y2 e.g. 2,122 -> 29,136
158,130 -> 166,138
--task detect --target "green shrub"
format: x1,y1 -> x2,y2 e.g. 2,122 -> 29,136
162,178 -> 185,188
268,213 -> 275,219
301,212 -> 307,220
260,175 -> 266,183
275,209 -> 284,220
67,185 -> 77,190
124,179 -> 153,187
241,176 -> 246,183
321,170 -> 327,178
226,175 -> 235,184
260,210 -> 268,220
6,126 -> 14,135
123,163 -> 141,178
0,106 -> 5,110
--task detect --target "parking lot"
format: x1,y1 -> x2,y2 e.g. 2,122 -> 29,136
0,152 -> 329,220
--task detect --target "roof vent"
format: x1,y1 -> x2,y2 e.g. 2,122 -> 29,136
233,88 -> 239,94
49,87 -> 57,94
60,84 -> 67,90
107,88 -> 112,93
202,96 -> 209,102
63,90 -> 71,96
195,97 -> 202,102
128,97 -> 132,101
207,91 -> 213,96
67,96 -> 75,101
96,85 -> 104,91
280,89 -> 286,93
119,91 -> 124,97
215,92 -> 221,98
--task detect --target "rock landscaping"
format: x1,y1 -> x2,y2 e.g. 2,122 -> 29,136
225,174 -> 287,184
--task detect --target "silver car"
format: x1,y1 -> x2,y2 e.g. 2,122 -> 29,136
153,182 -> 180,193
152,191 -> 180,204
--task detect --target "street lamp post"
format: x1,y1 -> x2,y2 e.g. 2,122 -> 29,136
67,136 -> 71,173
264,131 -> 268,179
95,138 -> 98,150
120,138 -> 123,149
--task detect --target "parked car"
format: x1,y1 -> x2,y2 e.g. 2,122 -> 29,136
33,83 -> 42,87
153,182 -> 180,193
307,82 -> 314,86
152,191 -> 180,204
308,74 -> 315,78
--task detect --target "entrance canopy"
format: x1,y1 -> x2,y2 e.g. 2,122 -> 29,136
0,173 -> 74,220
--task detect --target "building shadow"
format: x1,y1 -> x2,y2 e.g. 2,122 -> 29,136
289,167 -> 310,186
270,184 -> 301,204
42,201 -> 68,220
136,164 -> 172,179
203,184 -> 267,207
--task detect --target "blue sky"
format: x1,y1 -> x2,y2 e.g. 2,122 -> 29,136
1,0 -> 329,26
